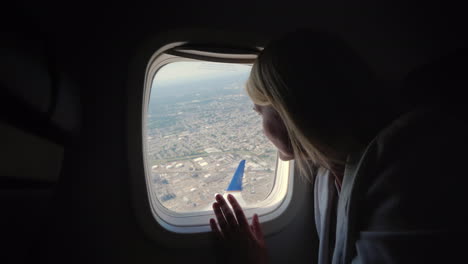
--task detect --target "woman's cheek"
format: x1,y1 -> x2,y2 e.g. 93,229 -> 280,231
263,118 -> 293,158
278,150 -> 295,161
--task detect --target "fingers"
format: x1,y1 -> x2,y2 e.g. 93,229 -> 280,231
227,194 -> 249,230
212,194 -> 261,243
210,218 -> 223,240
215,194 -> 238,229
251,214 -> 265,244
213,202 -> 230,235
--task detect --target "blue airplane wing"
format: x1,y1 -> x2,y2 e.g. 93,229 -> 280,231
226,160 -> 245,191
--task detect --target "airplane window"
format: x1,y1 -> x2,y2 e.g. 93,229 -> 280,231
145,60 -> 280,213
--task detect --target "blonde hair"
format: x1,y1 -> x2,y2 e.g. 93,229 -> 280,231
245,29 -> 384,181
246,60 -> 336,179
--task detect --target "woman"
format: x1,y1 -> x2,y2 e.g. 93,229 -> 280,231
209,29 -> 468,264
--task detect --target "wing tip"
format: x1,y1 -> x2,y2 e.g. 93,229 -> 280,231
226,160 -> 246,191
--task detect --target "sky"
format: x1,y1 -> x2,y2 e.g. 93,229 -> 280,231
153,61 -> 252,85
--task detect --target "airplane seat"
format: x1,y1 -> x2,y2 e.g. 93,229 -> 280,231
0,33 -> 80,263
401,46 -> 468,121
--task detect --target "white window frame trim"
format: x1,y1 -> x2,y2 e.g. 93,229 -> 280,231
143,49 -> 294,233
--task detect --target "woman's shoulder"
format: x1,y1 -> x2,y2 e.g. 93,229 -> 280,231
352,106 -> 468,228
335,107 -> 468,263
351,107 -> 468,176
373,107 -> 467,158
365,107 -> 467,177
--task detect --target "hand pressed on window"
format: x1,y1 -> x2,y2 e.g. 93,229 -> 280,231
210,194 -> 268,264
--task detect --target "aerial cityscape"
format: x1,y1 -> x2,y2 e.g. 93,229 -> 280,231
146,62 -> 277,213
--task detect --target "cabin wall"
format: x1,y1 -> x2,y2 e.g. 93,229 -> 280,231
2,0 -> 466,263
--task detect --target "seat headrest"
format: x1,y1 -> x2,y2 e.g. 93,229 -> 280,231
403,46 -> 468,106
0,34 -> 51,114
0,33 -> 80,140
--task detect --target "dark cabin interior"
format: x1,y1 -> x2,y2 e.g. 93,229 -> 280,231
1,1 -> 467,263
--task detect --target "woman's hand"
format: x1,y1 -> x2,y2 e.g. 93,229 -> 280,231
210,194 -> 268,264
